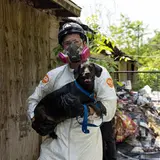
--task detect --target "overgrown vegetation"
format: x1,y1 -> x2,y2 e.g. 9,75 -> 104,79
85,14 -> 117,72
52,13 -> 160,90
108,14 -> 160,90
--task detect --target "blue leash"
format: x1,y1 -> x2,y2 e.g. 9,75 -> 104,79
74,81 -> 95,101
74,81 -> 103,134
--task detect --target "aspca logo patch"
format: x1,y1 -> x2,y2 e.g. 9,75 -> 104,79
106,78 -> 114,88
42,75 -> 49,83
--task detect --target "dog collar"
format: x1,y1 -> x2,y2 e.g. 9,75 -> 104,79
74,81 -> 95,100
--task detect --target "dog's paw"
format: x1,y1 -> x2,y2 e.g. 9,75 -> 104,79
88,113 -> 99,121
87,101 -> 107,116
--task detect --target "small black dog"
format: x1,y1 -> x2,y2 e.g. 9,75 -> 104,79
32,62 -> 106,138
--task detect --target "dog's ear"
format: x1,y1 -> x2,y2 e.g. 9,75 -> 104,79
94,64 -> 102,77
74,65 -> 81,79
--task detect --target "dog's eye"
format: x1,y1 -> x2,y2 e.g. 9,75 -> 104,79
80,68 -> 85,73
88,66 -> 93,71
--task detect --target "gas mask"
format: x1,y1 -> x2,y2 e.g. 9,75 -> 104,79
58,42 -> 90,63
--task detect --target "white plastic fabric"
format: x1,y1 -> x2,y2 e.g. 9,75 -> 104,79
27,64 -> 117,160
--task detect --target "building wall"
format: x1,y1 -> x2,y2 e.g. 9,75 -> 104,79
0,0 -> 60,159
118,61 -> 128,81
114,61 -> 137,88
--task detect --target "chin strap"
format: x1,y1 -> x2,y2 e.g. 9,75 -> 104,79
74,81 -> 103,134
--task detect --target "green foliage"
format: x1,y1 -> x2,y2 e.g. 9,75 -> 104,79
108,14 -> 160,70
135,67 -> 160,91
90,57 -> 118,73
52,45 -> 63,56
108,14 -> 160,90
109,14 -> 147,58
52,45 -> 64,67
119,56 -> 131,62
138,31 -> 160,69
86,14 -> 117,72
86,15 -> 101,32
51,13 -> 160,91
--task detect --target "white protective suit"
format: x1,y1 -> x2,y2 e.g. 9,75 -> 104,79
27,63 -> 117,160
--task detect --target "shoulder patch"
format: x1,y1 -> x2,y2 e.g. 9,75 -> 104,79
42,74 -> 49,83
106,78 -> 114,88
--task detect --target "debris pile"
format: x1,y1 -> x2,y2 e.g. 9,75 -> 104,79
115,84 -> 160,159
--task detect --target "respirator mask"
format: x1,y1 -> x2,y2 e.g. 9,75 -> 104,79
58,42 -> 90,63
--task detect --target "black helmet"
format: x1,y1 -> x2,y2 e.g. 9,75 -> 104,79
58,22 -> 87,46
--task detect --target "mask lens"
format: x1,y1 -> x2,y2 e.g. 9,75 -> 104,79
63,39 -> 82,48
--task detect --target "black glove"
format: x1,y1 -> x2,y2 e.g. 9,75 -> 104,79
87,101 -> 106,116
32,118 -> 56,136
32,104 -> 56,136
60,93 -> 84,118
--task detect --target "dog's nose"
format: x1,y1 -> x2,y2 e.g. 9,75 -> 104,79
84,72 -> 90,77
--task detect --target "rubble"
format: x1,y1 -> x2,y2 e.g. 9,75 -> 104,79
115,84 -> 160,159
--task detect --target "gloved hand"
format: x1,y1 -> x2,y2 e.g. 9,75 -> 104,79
32,104 -> 56,136
32,118 -> 56,136
60,93 -> 84,118
87,101 -> 106,116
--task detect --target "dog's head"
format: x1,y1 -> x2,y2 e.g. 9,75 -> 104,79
74,61 -> 102,91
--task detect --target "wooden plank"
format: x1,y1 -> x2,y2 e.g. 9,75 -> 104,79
0,27 -> 8,159
0,0 -> 10,159
51,0 -> 81,17
0,0 -> 60,159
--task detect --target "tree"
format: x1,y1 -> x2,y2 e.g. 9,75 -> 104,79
136,31 -> 160,90
109,14 -> 147,58
107,14 -> 160,90
85,14 -> 117,72
108,14 -> 160,70
139,31 -> 160,69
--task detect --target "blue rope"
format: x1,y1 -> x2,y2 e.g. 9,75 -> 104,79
82,104 -> 90,133
77,104 -> 100,134
74,81 -> 95,101
74,81 -> 103,134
